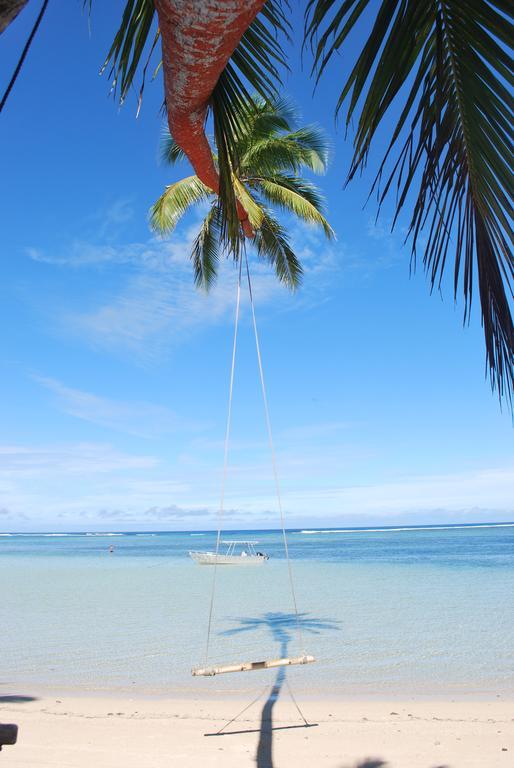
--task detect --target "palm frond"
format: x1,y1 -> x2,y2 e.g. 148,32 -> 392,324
232,176 -> 265,231
190,204 -> 222,290
228,2 -> 290,107
242,127 -> 330,175
96,0 -> 157,105
244,96 -> 299,140
150,176 -> 211,235
152,96 -> 332,295
211,0 -> 290,251
306,0 -> 514,403
252,175 -> 334,238
286,126 -> 331,173
160,129 -> 187,166
99,1 -> 289,256
253,211 -> 303,290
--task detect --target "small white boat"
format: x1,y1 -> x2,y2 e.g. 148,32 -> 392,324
189,540 -> 269,566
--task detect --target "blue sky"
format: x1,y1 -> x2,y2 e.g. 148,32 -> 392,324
1,1 -> 512,532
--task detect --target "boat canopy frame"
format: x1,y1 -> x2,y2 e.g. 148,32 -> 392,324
220,540 -> 260,556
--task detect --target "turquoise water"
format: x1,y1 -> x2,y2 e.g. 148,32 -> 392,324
1,524 -> 513,697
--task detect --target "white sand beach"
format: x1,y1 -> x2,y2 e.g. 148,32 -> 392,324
1,693 -> 513,768
3,529 -> 514,766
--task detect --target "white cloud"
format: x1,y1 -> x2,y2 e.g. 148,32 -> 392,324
63,246 -> 292,357
28,215 -> 345,357
246,463 -> 514,520
27,207 -> 408,362
1,432 -> 512,530
27,210 -> 204,270
27,238 -> 173,269
0,443 -> 164,529
0,443 -> 156,478
366,216 -> 395,242
27,198 -> 137,266
33,375 -> 200,437
100,198 -> 135,229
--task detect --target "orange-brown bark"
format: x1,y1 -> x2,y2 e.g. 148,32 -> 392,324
154,0 -> 266,235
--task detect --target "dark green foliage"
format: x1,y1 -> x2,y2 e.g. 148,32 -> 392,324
98,0 -> 513,401
306,0 -> 513,401
151,98 -> 333,291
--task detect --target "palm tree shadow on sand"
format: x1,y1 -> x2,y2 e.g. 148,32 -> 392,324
205,612 -> 340,768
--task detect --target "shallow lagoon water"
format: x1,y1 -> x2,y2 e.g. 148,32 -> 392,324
1,525 -> 513,697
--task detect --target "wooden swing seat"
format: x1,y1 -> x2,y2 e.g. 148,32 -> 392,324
192,654 -> 315,676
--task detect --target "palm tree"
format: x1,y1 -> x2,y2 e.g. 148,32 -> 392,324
150,97 -> 334,291
4,1 -> 512,401
98,0 -> 288,249
103,0 -> 513,404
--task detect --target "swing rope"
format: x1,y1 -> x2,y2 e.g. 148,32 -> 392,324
204,248 -> 305,665
243,249 -> 304,656
205,256 -> 243,663
209,678 -> 312,736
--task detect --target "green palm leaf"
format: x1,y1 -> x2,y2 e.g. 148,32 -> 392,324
232,176 -> 265,230
208,1 -> 291,252
241,97 -> 299,141
98,1 -> 290,254
154,96 -> 332,293
254,212 -> 304,289
150,176 -> 211,235
241,127 -> 330,176
160,131 -> 187,166
306,0 -> 514,402
190,204 -> 222,291
252,175 -> 334,238
94,0 -> 156,105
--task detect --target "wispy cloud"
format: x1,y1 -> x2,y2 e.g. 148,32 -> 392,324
60,244 -> 295,357
67,268 -> 245,355
27,198 -> 137,266
99,198 -> 134,233
257,463 -> 514,518
27,237 -> 173,269
366,216 -> 396,243
33,375 -> 201,438
28,215 -> 344,357
1,434 -> 512,529
0,442 -> 163,527
0,443 -> 157,477
336,216 -> 403,274
143,505 -> 208,520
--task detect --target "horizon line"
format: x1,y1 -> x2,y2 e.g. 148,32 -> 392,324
2,520 -> 514,536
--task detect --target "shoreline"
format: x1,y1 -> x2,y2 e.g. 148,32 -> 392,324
1,691 -> 513,767
3,682 -> 514,704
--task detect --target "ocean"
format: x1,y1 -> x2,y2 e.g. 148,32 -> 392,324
1,524 -> 513,698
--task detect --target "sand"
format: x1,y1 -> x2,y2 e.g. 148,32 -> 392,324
1,692 -> 513,768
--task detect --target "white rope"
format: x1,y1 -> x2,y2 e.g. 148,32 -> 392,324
205,256 -> 243,663
244,249 -> 305,656
285,677 -> 311,726
204,250 -> 305,663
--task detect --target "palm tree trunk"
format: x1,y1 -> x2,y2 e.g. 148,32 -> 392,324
154,0 -> 265,235
0,0 -> 29,34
